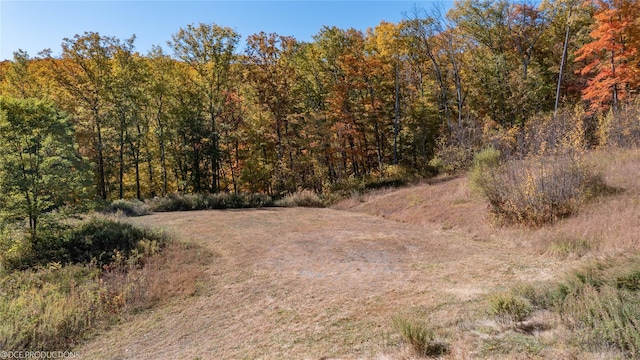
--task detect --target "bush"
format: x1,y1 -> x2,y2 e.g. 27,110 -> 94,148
147,192 -> 273,212
105,199 -> 150,217
393,316 -> 448,357
488,292 -> 533,326
469,147 -> 502,193
275,190 -> 325,208
0,217 -> 182,351
8,217 -> 166,270
472,155 -> 609,226
430,144 -> 475,174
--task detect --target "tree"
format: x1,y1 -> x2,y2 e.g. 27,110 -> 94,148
54,32 -> 119,200
0,97 -> 92,241
245,32 -> 301,193
575,0 -> 640,112
145,45 -> 176,196
169,23 -> 240,192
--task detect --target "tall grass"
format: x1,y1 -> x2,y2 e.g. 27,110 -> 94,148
393,316 -> 448,357
0,216 -> 177,350
0,265 -> 104,350
512,257 -> 640,357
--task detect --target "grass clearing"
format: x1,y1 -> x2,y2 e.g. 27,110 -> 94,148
72,148 -> 640,359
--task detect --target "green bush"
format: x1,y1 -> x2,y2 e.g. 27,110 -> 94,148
275,190 -> 325,208
469,147 -> 502,193
7,217 -> 166,270
105,199 -> 150,217
471,155 -> 609,226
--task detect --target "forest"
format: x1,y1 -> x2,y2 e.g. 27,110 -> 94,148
4,0 -> 640,354
0,0 -> 639,206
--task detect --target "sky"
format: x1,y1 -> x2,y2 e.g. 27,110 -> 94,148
0,0 -> 453,61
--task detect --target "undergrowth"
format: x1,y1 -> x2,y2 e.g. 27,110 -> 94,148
502,256 -> 640,358
0,216 -> 188,351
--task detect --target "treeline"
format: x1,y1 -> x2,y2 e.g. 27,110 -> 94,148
1,0 -> 639,200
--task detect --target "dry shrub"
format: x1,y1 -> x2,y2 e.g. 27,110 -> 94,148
275,190 -> 324,208
473,154 -> 609,226
147,192 -> 273,212
597,103 -> 640,148
523,107 -> 588,156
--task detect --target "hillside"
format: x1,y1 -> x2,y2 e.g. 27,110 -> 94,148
76,149 -> 640,359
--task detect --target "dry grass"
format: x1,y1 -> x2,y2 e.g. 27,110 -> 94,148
74,148 -> 640,359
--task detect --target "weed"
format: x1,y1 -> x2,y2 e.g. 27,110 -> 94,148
393,316 -> 448,357
513,256 -> 640,358
480,332 -> 544,356
547,236 -> 593,258
488,292 -> 533,326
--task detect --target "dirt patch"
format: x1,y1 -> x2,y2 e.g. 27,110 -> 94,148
75,203 -> 575,359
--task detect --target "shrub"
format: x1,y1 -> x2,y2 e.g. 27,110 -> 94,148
105,198 -> 150,216
393,316 -> 448,357
469,147 -> 502,194
147,192 -> 273,212
472,155 -> 609,226
9,217 -> 166,270
430,144 -> 475,174
275,190 -> 325,208
488,293 -> 533,326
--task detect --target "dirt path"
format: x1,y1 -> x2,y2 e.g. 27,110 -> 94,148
76,204 -> 572,360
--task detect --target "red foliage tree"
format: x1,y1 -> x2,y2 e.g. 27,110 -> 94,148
575,0 -> 640,112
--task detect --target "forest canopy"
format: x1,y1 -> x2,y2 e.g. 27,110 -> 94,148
1,0 -> 638,201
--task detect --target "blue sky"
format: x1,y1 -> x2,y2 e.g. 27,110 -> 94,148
0,1 -> 452,61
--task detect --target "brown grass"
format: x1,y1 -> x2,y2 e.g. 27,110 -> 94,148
74,149 -> 640,359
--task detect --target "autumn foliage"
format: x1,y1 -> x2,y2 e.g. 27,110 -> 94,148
575,0 -> 640,112
1,0 -> 640,202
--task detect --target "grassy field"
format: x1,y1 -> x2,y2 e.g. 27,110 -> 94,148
75,149 -> 640,359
